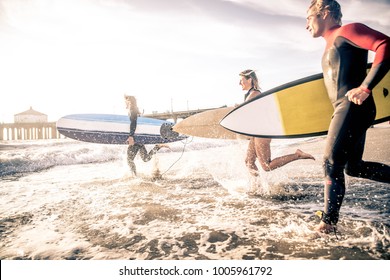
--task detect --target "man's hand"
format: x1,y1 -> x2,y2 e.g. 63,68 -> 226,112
345,87 -> 370,105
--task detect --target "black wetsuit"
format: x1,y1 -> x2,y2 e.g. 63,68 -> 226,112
321,23 -> 390,225
127,110 -> 160,176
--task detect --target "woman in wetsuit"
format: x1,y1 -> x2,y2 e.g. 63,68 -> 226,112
239,70 -> 315,176
306,0 -> 390,233
124,95 -> 168,176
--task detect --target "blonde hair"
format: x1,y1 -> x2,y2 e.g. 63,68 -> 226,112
124,95 -> 141,114
308,0 -> 342,25
239,69 -> 260,91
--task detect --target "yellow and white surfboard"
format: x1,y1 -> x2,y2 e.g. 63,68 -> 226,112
221,67 -> 390,138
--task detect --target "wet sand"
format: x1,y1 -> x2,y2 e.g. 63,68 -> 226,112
284,123 -> 390,164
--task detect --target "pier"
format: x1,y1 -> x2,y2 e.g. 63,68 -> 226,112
0,122 -> 61,141
0,106 -> 225,141
144,106 -> 224,122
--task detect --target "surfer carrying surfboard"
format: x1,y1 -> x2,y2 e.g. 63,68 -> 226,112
124,95 -> 169,176
239,70 -> 315,175
306,0 -> 390,233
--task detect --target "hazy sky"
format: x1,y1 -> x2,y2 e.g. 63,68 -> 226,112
1,0 -> 389,122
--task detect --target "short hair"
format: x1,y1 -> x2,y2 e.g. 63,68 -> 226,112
308,0 -> 342,25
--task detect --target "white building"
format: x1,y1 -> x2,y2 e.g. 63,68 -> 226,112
14,107 -> 48,123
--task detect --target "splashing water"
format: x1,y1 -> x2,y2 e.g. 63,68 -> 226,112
0,126 -> 389,260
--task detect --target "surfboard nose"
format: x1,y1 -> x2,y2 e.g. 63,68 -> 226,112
160,122 -> 184,139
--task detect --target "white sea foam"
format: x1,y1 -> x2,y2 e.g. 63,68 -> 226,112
0,134 -> 389,260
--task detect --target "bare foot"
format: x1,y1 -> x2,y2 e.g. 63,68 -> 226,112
156,144 -> 170,150
152,168 -> 162,180
246,163 -> 259,176
315,221 -> 336,234
296,149 -> 315,160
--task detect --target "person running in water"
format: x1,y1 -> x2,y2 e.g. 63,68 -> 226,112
124,95 -> 169,176
306,0 -> 390,233
239,69 -> 315,176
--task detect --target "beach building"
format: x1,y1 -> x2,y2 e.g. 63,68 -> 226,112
0,107 -> 59,140
14,106 -> 48,123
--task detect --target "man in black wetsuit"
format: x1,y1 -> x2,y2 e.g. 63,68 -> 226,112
124,95 -> 168,176
306,0 -> 390,233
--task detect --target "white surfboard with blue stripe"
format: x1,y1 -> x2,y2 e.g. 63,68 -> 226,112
56,114 -> 186,145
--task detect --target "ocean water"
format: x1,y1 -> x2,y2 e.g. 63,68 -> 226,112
0,127 -> 389,260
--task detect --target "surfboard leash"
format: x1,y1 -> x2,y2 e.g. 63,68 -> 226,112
160,136 -> 193,177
